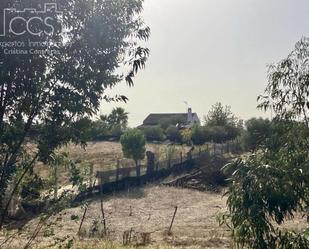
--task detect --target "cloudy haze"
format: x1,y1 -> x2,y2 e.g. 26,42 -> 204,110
102,0 -> 309,127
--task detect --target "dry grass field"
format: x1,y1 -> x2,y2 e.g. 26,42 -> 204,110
66,141 -> 188,170
34,141 -> 189,186
1,186 -> 231,249
2,185 -> 306,249
2,142 -> 306,249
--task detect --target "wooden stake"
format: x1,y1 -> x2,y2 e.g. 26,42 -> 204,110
78,204 -> 88,237
101,199 -> 107,236
168,206 -> 178,235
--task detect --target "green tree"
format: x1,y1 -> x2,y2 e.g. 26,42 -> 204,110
88,107 -> 129,141
204,103 -> 242,142
258,37 -> 309,127
223,38 -> 309,249
141,126 -> 165,142
120,129 -> 146,177
205,102 -> 238,127
106,107 -> 129,139
0,0 -> 149,228
191,125 -> 208,146
166,125 -> 182,143
106,107 -> 129,131
242,118 -> 271,151
87,118 -> 110,141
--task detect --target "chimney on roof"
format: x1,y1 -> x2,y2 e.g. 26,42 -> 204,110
187,108 -> 193,122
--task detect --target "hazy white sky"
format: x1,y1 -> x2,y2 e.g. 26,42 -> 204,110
101,0 -> 309,127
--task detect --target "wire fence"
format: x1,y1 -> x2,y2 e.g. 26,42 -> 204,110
95,141 -> 241,185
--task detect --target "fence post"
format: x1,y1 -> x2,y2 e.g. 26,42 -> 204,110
168,206 -> 178,235
186,150 -> 193,168
180,152 -> 183,164
146,151 -> 155,175
116,159 -> 120,181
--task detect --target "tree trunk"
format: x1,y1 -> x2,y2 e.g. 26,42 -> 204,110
0,154 -> 38,230
135,160 -> 140,177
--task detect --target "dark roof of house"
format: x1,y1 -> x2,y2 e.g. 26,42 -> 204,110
143,113 -> 189,126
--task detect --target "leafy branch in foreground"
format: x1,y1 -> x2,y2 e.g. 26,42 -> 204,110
222,37 -> 309,249
222,123 -> 309,248
258,37 -> 309,127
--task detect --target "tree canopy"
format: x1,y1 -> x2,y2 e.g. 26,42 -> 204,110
242,118 -> 271,151
204,102 -> 242,143
205,102 -> 239,127
0,0 -> 149,226
258,37 -> 309,127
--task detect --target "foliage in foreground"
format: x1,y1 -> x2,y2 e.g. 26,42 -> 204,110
0,0 -> 149,228
223,122 -> 309,249
222,37 -> 309,249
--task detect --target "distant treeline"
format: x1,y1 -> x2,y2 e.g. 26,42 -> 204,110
27,104 -> 276,151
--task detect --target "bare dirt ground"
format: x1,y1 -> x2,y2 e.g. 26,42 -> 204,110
1,185 -> 231,249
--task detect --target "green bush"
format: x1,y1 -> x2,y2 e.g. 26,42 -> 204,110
241,118 -> 271,151
191,125 -> 208,145
165,125 -> 182,143
142,126 -> 165,142
86,108 -> 129,141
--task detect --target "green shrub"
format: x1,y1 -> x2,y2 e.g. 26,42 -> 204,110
142,126 -> 165,142
165,125 -> 181,143
191,125 -> 209,145
241,118 -> 271,151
